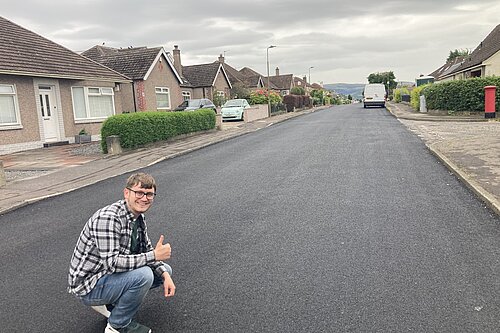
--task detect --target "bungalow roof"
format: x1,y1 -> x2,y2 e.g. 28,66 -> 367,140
269,74 -> 293,90
450,24 -> 500,75
0,16 -> 129,82
182,62 -> 232,88
82,45 -> 182,82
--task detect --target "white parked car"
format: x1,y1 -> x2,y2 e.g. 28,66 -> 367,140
221,99 -> 250,121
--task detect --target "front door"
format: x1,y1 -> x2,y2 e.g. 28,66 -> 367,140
39,86 -> 59,142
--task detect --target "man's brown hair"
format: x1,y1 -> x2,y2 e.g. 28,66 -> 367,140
126,173 -> 156,191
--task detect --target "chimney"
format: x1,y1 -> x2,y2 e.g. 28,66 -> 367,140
303,76 -> 307,83
275,67 -> 280,76
218,54 -> 224,64
173,45 -> 182,77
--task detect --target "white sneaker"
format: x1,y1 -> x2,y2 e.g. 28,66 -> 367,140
91,305 -> 111,318
104,323 -> 118,333
104,321 -> 151,333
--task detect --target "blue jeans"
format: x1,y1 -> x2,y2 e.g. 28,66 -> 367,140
80,265 -> 172,328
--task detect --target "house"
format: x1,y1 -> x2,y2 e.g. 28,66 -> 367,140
428,56 -> 467,82
240,66 -> 280,91
267,67 -> 294,96
216,54 -> 265,94
169,47 -> 231,104
181,62 -> 232,103
82,45 -> 185,111
436,24 -> 500,81
293,76 -> 308,91
0,16 -> 131,155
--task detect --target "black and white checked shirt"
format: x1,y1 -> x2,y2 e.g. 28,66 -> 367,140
68,200 -> 169,296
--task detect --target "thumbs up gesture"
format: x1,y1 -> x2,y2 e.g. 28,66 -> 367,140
154,235 -> 171,261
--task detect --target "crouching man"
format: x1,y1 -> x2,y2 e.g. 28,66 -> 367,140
68,173 -> 175,333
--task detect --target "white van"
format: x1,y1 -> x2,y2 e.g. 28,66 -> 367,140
363,83 -> 387,108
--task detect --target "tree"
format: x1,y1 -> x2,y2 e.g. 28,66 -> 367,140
367,71 -> 397,93
447,49 -> 470,62
230,82 -> 250,99
290,86 -> 305,95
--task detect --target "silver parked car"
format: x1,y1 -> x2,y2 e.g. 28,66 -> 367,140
174,98 -> 216,112
221,99 -> 250,121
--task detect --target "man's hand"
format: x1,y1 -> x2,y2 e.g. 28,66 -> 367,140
162,272 -> 176,298
154,235 -> 171,261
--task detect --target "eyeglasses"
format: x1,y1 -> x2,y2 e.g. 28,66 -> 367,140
127,188 -> 156,200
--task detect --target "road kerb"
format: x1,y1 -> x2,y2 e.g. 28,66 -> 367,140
427,143 -> 500,216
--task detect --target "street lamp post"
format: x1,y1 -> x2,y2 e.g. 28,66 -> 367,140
308,66 -> 314,94
267,45 -> 276,117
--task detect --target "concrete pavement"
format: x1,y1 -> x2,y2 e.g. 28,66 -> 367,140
0,103 -> 499,216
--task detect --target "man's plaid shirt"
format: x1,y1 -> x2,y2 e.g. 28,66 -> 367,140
68,200 -> 169,296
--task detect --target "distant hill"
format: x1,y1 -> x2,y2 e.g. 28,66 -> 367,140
324,83 -> 365,100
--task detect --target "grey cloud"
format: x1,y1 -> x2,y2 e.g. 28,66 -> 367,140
1,0 -> 499,83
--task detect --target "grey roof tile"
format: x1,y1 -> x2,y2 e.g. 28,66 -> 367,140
451,24 -> 500,75
182,62 -> 222,87
0,16 -> 129,82
269,74 -> 293,90
82,46 -> 161,80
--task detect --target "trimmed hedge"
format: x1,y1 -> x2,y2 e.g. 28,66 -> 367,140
283,95 -> 311,112
100,109 -> 216,153
422,77 -> 500,112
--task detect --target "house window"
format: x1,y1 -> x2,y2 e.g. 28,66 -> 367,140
72,86 -> 115,120
155,87 -> 171,109
217,91 -> 225,97
182,91 -> 191,101
0,84 -> 21,126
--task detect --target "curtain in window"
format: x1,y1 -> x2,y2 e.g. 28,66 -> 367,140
72,87 -> 87,119
0,95 -> 17,124
156,93 -> 170,108
88,95 -> 113,118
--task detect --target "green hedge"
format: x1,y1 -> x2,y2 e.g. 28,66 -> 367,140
100,109 -> 216,153
422,77 -> 500,112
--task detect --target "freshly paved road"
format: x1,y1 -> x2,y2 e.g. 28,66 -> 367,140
1,104 -> 499,332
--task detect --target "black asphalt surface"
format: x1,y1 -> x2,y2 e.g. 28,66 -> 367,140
1,104 -> 499,332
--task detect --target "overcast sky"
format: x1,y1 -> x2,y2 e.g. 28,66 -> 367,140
2,0 -> 499,84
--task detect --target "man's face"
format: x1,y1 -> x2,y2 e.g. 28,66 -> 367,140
124,183 -> 156,217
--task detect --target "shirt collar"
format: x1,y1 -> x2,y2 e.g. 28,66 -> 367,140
121,200 -> 143,225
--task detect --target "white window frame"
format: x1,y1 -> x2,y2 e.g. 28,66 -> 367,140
71,86 -> 115,122
0,84 -> 22,129
155,87 -> 171,110
182,91 -> 191,101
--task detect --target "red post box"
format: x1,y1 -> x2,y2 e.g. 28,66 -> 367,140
484,85 -> 496,119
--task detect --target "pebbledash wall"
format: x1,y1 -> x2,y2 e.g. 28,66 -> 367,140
137,54 -> 187,111
0,74 -> 132,155
0,75 -> 45,153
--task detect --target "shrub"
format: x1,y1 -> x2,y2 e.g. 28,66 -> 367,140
212,93 -> 226,107
100,109 -> 215,153
393,88 -> 410,103
423,77 -> 500,112
249,89 -> 282,105
410,85 -> 427,110
290,86 -> 305,95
